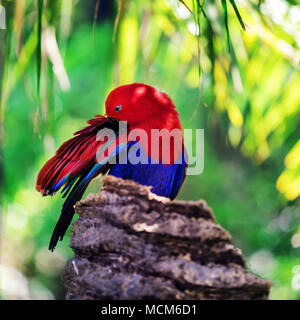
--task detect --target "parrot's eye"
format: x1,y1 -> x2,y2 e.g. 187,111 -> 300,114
114,105 -> 122,112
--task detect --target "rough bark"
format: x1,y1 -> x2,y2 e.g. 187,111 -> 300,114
62,176 -> 271,300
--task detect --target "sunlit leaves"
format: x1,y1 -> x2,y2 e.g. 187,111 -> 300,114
118,15 -> 138,84
277,139 -> 300,200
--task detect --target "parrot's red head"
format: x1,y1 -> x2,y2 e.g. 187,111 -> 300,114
105,83 -> 182,131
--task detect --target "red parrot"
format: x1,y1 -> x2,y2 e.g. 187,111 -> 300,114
36,83 -> 187,251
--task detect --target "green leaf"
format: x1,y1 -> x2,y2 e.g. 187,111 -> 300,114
229,0 -> 246,31
196,0 -> 207,18
221,0 -> 231,53
37,0 -> 43,98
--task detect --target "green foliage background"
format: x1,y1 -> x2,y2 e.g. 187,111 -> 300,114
0,0 -> 300,299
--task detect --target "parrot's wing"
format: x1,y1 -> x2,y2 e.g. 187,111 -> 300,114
48,141 -> 130,251
36,115 -> 130,251
36,115 -> 119,196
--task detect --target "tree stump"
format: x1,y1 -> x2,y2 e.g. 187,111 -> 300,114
62,176 -> 271,300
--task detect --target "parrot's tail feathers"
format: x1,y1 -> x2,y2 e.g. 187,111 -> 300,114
48,203 -> 76,251
47,138 -> 130,250
48,165 -> 101,251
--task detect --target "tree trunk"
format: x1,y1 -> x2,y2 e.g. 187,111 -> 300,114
62,176 -> 271,300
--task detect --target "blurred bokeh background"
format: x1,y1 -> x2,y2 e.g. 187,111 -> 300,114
0,0 -> 300,300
